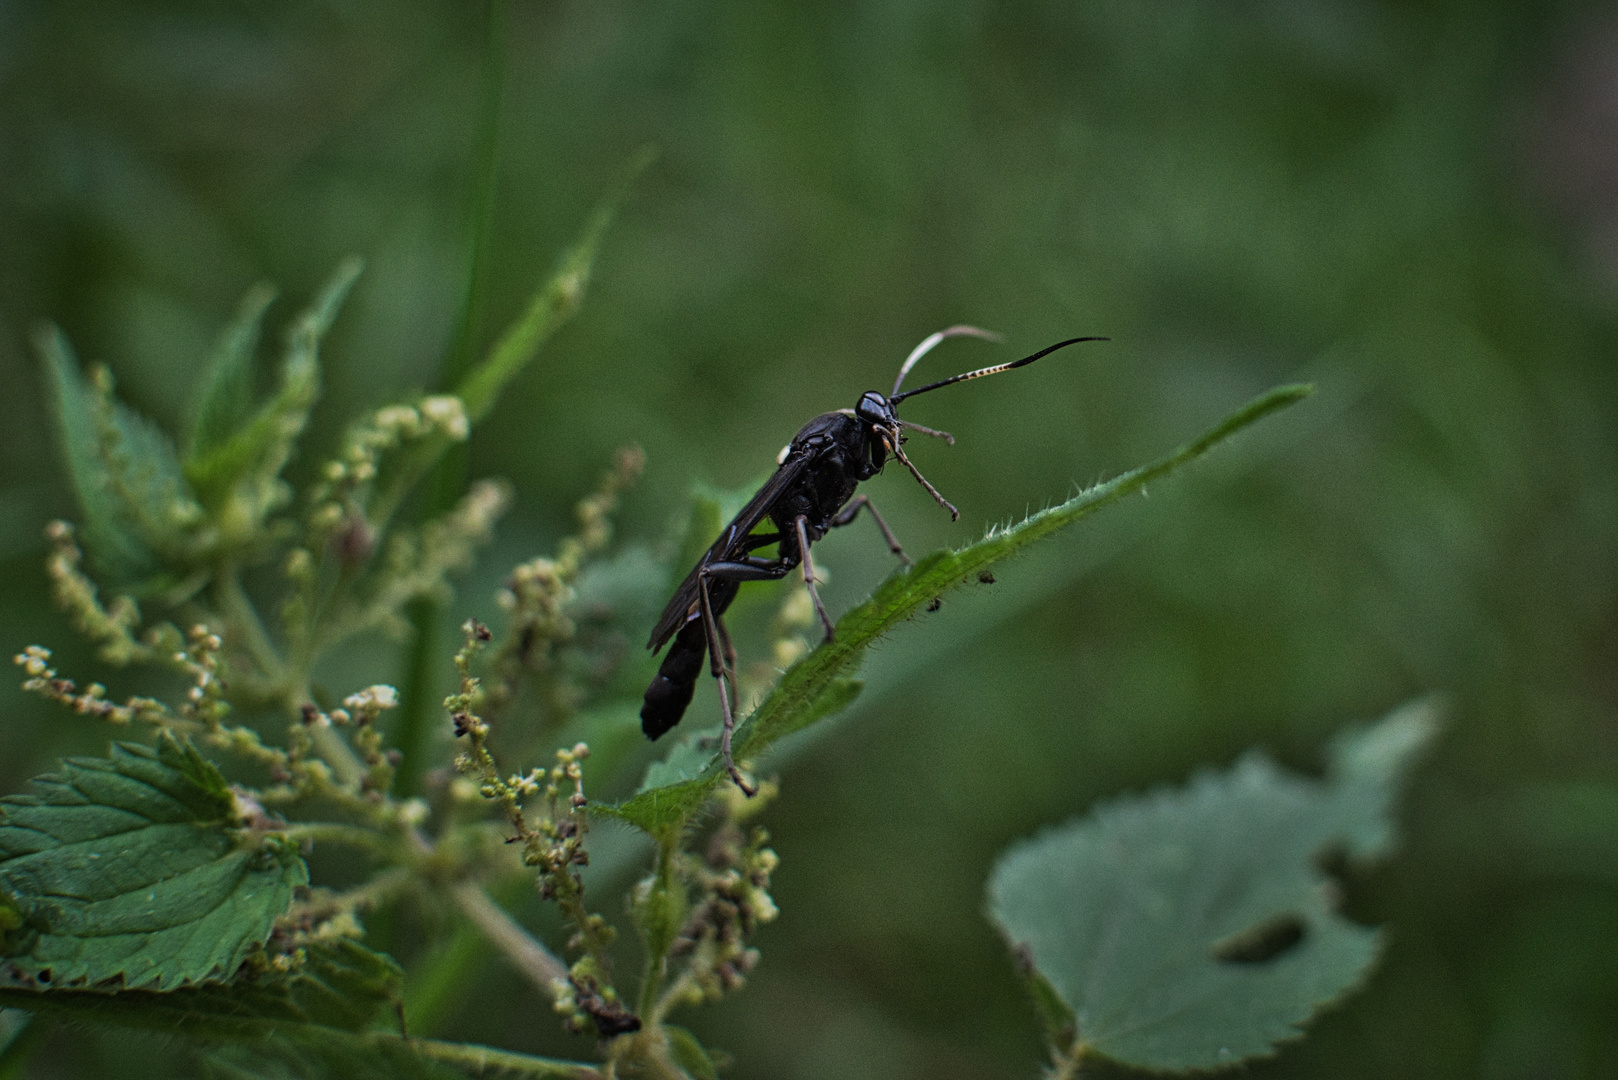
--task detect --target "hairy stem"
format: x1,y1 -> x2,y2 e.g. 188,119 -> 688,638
212,567 -> 285,685
449,881 -> 568,999
636,830 -> 682,1020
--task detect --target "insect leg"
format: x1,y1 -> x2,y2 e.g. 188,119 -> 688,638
698,572 -> 755,796
899,419 -> 954,444
794,515 -> 837,641
890,440 -> 959,520
712,606 -> 739,703
830,494 -> 910,565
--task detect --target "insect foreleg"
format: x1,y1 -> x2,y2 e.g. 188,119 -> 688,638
830,494 -> 910,565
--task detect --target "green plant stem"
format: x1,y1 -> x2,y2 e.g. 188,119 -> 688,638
404,1035 -> 599,1079
213,568 -> 286,684
444,0 -> 507,387
637,830 -> 683,1019
392,597 -> 440,797
392,0 -> 507,798
649,970 -> 697,1028
448,881 -> 568,998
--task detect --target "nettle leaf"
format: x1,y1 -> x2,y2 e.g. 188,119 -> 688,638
185,259 -> 362,519
188,282 -> 278,462
986,699 -> 1441,1073
604,384 -> 1313,834
0,939 -> 397,1037
39,327 -> 205,583
0,734 -> 305,990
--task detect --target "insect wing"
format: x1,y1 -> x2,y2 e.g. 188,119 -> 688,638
646,447 -> 816,651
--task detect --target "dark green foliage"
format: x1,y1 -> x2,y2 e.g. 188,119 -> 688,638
0,735 -> 306,990
0,940 -> 397,1037
3,1 -> 1616,1077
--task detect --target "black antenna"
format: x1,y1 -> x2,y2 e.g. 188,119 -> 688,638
890,337 -> 1108,404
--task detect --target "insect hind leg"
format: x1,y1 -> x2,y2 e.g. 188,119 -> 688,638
699,572 -> 756,796
793,515 -> 838,641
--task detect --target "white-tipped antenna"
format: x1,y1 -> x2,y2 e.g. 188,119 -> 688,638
891,325 -> 1003,398
890,336 -> 1108,404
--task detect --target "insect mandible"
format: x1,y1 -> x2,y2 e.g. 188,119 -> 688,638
641,327 -> 1106,793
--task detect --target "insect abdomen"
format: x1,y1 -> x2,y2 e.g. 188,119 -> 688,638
641,618 -> 707,738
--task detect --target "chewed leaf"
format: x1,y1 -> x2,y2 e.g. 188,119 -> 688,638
986,700 -> 1440,1072
0,734 -> 306,990
603,384 -> 1313,835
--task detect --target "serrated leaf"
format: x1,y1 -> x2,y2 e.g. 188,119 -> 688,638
0,733 -> 306,990
604,384 -> 1312,834
188,283 -> 278,462
985,699 -> 1441,1072
634,726 -> 724,795
0,939 -> 398,1037
38,326 -> 204,583
607,678 -> 862,833
185,259 -> 362,520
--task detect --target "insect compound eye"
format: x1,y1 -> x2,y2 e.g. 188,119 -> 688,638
856,392 -> 892,425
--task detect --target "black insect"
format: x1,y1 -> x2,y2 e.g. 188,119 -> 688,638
642,327 -> 1106,792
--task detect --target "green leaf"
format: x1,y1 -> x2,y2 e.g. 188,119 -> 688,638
0,733 -> 306,989
188,283 -> 278,462
38,327 -> 204,583
634,726 -> 723,795
985,699 -> 1441,1072
185,259 -> 362,519
0,939 -> 398,1037
603,384 -> 1313,834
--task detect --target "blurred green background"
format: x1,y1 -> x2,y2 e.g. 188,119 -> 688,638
3,1 -> 1618,1077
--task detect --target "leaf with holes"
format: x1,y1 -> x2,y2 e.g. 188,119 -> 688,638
0,734 -> 306,990
986,699 -> 1440,1072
